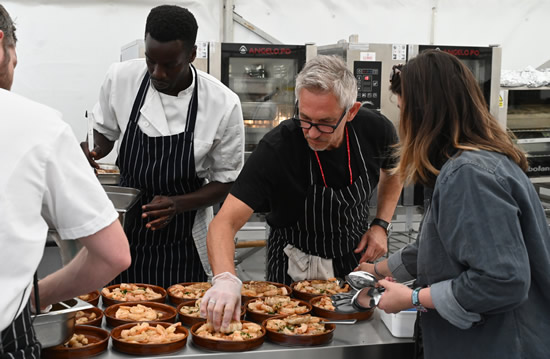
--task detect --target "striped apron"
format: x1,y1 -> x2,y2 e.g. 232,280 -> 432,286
112,65 -> 206,288
0,302 -> 40,359
267,125 -> 372,285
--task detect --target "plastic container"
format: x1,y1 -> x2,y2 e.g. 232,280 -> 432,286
378,308 -> 417,338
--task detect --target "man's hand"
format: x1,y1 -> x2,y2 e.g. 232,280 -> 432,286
354,226 -> 388,263
142,195 -> 180,230
79,141 -> 101,169
200,272 -> 242,332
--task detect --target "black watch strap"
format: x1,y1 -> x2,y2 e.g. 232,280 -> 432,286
370,218 -> 391,234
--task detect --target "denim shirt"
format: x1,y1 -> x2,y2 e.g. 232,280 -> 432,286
388,150 -> 550,359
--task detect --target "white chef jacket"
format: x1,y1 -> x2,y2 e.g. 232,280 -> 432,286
0,89 -> 119,331
92,59 -> 245,276
92,59 -> 245,184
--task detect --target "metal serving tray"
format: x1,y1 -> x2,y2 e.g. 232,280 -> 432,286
102,185 -> 142,229
32,298 -> 93,348
97,163 -> 120,185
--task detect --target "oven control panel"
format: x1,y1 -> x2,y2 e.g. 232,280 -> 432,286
354,61 -> 382,110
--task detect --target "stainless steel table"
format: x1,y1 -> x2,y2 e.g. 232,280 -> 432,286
97,310 -> 414,359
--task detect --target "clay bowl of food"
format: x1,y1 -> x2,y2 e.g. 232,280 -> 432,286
177,299 -> 245,327
245,296 -> 312,324
167,282 -> 212,306
41,325 -> 109,359
263,314 -> 335,346
75,307 -> 104,327
77,290 -> 100,306
310,295 -> 374,321
290,279 -> 350,302
241,281 -> 292,304
101,283 -> 167,307
104,301 -> 177,328
111,322 -> 188,355
190,320 -> 265,352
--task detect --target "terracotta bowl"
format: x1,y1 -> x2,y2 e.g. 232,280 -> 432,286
75,307 -> 104,327
262,315 -> 335,346
41,325 -> 109,359
111,322 -> 188,355
104,301 -> 177,327
167,282 -> 212,305
190,320 -> 265,352
77,290 -> 100,306
245,297 -> 312,324
290,280 -> 350,302
176,300 -> 245,327
310,296 -> 374,321
100,283 -> 167,307
241,281 -> 293,304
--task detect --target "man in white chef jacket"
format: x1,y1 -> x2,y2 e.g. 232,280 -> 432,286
0,5 -> 131,358
81,5 -> 244,288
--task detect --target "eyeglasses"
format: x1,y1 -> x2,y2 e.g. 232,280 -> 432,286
292,108 -> 347,134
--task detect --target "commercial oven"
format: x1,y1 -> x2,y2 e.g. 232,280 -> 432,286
500,86 -> 550,180
409,45 -> 502,124
206,42 -> 317,155
318,38 -> 502,127
317,39 -> 405,127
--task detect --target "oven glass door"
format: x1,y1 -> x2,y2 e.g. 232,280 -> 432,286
419,45 -> 493,108
221,44 -> 306,153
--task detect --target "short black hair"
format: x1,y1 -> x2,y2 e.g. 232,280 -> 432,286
0,4 -> 17,47
145,5 -> 198,50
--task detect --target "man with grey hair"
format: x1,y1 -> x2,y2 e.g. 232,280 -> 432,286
0,5 -> 130,357
201,55 -> 402,332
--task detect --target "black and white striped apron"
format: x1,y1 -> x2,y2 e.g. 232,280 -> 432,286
113,65 -> 206,288
267,125 -> 371,285
0,302 -> 40,359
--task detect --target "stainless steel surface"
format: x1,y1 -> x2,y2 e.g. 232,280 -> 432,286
32,298 -> 93,348
97,164 -> 121,185
320,319 -> 357,325
102,185 -> 142,228
95,309 -> 413,358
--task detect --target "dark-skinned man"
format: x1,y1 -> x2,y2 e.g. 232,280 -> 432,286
81,5 -> 244,287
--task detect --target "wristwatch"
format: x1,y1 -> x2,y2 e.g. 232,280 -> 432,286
370,218 -> 392,235
411,287 -> 427,312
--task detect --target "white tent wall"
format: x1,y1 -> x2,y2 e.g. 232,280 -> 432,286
2,0 -> 548,145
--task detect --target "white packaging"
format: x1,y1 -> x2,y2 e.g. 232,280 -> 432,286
378,308 -> 417,338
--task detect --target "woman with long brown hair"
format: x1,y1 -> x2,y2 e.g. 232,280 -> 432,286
355,50 -> 550,358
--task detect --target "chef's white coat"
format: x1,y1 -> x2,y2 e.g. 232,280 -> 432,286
92,59 -> 245,184
92,59 -> 245,276
0,89 -> 118,331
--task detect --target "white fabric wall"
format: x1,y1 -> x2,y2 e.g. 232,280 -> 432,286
3,0 -> 548,143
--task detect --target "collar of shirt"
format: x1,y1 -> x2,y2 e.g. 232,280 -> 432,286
138,68 -> 196,136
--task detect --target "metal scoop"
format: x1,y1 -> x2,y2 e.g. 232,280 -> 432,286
345,271 -> 379,291
330,289 -> 382,313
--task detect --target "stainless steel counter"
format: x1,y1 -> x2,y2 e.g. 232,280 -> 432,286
96,310 -> 414,359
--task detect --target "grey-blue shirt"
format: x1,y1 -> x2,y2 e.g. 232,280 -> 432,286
388,150 -> 550,359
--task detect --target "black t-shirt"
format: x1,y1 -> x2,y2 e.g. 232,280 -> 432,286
231,107 -> 398,228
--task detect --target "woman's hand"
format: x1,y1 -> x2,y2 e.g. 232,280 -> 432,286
377,279 -> 414,314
